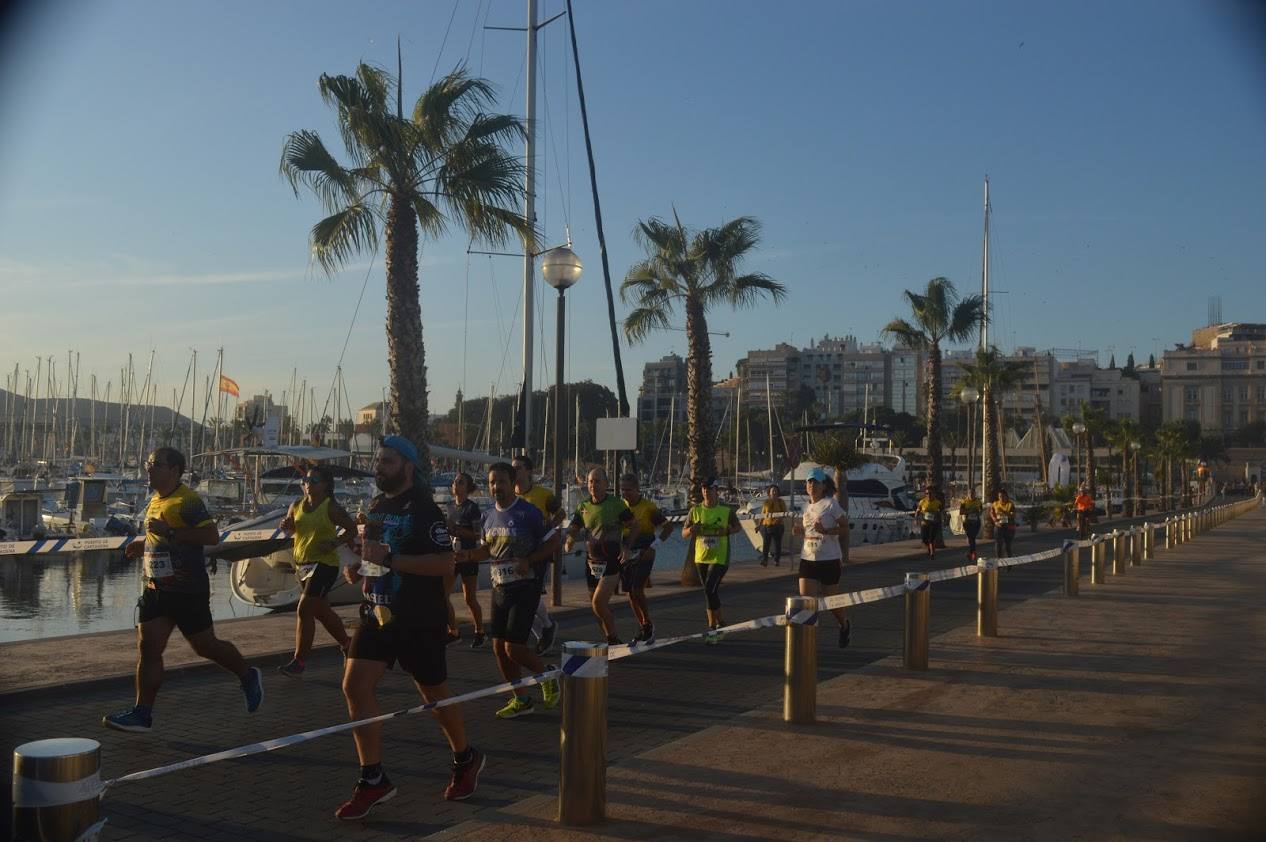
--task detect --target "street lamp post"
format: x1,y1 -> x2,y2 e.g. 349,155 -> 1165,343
1130,440 -> 1142,516
961,386 -> 980,495
542,245 -> 583,608
1072,422 -> 1087,490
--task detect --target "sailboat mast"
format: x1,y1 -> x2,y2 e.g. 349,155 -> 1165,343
979,176 -> 990,500
518,0 -> 539,457
666,393 -> 675,487
766,372 -> 774,479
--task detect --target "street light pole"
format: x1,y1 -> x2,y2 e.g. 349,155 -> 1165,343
542,246 -> 583,608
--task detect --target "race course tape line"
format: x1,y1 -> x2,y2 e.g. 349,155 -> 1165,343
103,667 -> 562,791
0,527 -> 285,557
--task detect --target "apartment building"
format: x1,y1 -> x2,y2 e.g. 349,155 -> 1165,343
1161,323 -> 1266,432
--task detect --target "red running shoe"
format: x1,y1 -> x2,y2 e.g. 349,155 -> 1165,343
444,747 -> 486,801
334,780 -> 397,820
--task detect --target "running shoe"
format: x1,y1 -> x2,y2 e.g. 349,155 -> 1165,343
839,619 -> 851,649
444,747 -> 486,801
495,696 -> 534,719
278,659 -> 305,678
605,634 -> 624,646
102,707 -> 152,733
334,779 -> 397,820
541,667 -> 560,710
705,626 -> 723,646
242,666 -> 264,713
469,631 -> 486,649
633,624 -> 655,645
535,622 -> 557,655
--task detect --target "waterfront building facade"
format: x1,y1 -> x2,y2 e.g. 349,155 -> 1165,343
1161,323 -> 1266,433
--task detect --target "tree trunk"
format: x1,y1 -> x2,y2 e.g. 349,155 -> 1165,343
684,294 -> 714,497
383,194 -> 431,483
982,385 -> 1000,537
925,342 -> 943,491
1086,432 -> 1097,502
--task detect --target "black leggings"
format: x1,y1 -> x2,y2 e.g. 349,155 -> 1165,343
995,525 -> 1016,558
964,521 -> 980,555
695,562 -> 727,610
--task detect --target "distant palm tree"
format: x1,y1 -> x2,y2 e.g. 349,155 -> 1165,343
882,278 -> 984,493
955,348 -> 1027,510
621,214 -> 785,490
281,63 -> 529,481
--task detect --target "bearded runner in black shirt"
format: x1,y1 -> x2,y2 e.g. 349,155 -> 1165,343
335,436 -> 484,821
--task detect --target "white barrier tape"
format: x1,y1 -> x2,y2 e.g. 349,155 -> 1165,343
929,563 -> 980,582
608,613 -> 784,661
786,606 -> 818,626
561,652 -> 607,678
0,536 -> 137,556
820,582 -> 908,611
13,771 -> 104,808
74,818 -> 108,842
104,667 -> 561,789
217,527 -> 287,544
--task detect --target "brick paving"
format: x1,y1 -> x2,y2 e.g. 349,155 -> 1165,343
1,515 -> 1178,840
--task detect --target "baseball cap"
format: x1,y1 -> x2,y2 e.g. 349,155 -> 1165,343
806,467 -> 829,483
701,476 -> 720,490
380,435 -> 420,467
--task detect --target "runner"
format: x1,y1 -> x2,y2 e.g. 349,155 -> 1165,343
915,483 -> 943,560
103,447 -> 263,733
564,467 -> 638,644
277,463 -> 354,677
990,487 -> 1018,558
512,454 -> 559,655
791,466 -> 851,647
335,436 -> 483,820
682,477 -> 742,644
619,473 -> 673,644
446,472 -> 486,648
758,484 -> 786,567
1074,484 -> 1095,540
959,488 -> 984,561
454,462 -> 561,718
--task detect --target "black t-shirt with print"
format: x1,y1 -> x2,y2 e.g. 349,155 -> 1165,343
361,485 -> 450,630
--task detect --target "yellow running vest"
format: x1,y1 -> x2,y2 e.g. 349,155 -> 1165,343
690,504 -> 731,565
293,497 -> 340,566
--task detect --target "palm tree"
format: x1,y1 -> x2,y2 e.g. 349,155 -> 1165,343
1079,402 -> 1109,502
882,278 -> 984,492
1153,422 -> 1190,510
955,348 -> 1027,510
281,63 -> 529,481
621,214 -> 785,491
1105,418 -> 1141,513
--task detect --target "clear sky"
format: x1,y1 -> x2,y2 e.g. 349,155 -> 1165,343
2,0 -> 1264,422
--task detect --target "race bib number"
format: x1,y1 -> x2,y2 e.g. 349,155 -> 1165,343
491,560 -> 528,586
802,536 -> 821,554
587,559 -> 609,578
701,536 -> 719,550
296,563 -> 318,583
143,549 -> 173,579
922,512 -> 938,523
965,513 -> 981,523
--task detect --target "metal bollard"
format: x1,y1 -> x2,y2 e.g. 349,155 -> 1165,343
1110,530 -> 1124,575
1063,541 -> 1080,597
1142,522 -> 1152,561
977,558 -> 998,636
1131,526 -> 1141,566
783,596 -> 818,724
558,642 -> 608,826
12,738 -> 104,842
1165,517 -> 1174,549
1090,535 -> 1106,584
903,572 -> 930,670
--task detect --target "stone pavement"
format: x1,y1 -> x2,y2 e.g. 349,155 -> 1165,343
3,503 -> 1255,839
436,503 -> 1266,840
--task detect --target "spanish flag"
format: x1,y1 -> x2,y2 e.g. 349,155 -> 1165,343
218,374 -> 240,397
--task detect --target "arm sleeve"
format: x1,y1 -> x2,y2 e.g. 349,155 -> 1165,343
402,501 -> 449,555
182,495 -> 215,529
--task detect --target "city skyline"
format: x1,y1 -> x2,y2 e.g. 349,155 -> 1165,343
2,1 -> 1264,416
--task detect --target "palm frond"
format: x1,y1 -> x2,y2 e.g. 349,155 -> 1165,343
620,266 -> 679,304
623,303 -> 674,344
310,203 -> 380,275
413,68 -> 498,151
721,272 -> 787,309
881,318 -> 929,350
946,293 -> 986,343
279,130 -> 367,212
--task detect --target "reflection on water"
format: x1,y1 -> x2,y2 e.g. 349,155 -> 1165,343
0,551 -> 271,643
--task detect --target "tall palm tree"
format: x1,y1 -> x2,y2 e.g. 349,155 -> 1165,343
1106,418 -> 1141,512
955,347 -> 1027,509
621,214 -> 785,490
1079,402 -> 1108,501
281,63 -> 529,481
882,278 -> 984,493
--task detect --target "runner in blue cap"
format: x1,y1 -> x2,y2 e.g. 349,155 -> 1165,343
792,465 -> 851,647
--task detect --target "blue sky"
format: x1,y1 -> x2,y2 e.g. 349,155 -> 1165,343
2,0 -> 1263,422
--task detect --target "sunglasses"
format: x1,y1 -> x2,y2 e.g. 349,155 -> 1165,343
300,475 -> 325,485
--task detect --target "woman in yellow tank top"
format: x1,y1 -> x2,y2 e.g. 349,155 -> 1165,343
278,464 -> 356,676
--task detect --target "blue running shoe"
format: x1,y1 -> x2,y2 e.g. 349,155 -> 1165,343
242,667 -> 264,713
103,707 -> 152,733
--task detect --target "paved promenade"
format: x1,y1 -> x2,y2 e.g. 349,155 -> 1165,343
2,502 -> 1261,839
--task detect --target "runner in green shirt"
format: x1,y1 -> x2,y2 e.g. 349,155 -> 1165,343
682,477 -> 742,644
564,467 -> 638,644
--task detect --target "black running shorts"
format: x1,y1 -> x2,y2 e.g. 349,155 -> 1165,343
490,584 -> 540,645
919,523 -> 941,544
349,618 -> 448,686
137,587 -> 213,637
798,558 -> 842,587
454,561 -> 481,579
620,551 -> 654,591
299,562 -> 340,598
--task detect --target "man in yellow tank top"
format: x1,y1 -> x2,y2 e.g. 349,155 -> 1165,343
277,463 -> 356,677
